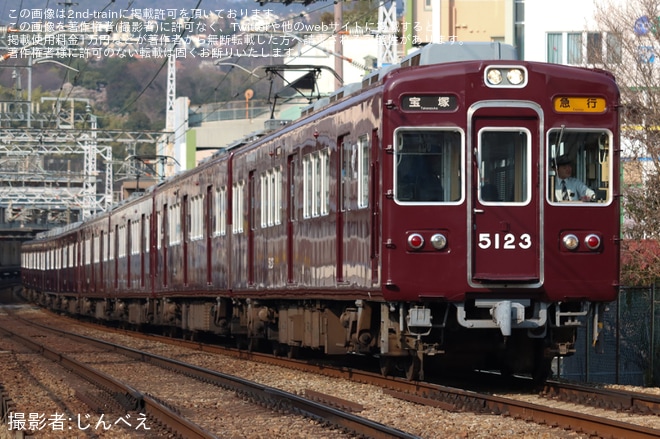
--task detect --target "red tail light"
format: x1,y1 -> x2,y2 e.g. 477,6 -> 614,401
584,234 -> 601,251
408,233 -> 424,250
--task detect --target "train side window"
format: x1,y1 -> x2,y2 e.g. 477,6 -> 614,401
156,210 -> 162,249
340,137 -> 351,211
232,181 -> 244,234
190,195 -> 204,240
357,135 -> 370,209
118,224 -> 127,258
143,214 -> 149,254
394,128 -> 462,203
288,158 -> 297,222
169,203 -> 182,244
260,167 -> 283,228
548,129 -> 611,204
302,150 -> 330,218
214,187 -> 227,236
131,218 -> 141,255
106,231 -> 113,261
85,237 -> 91,266
478,129 -> 530,204
94,234 -> 100,264
303,155 -> 312,218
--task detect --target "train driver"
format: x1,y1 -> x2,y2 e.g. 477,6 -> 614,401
553,155 -> 595,202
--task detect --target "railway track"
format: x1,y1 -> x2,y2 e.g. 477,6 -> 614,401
97,323 -> 660,438
7,305 -> 660,438
0,306 -> 416,439
542,380 -> 660,414
0,313 -> 172,438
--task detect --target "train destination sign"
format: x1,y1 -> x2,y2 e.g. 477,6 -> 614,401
553,96 -> 606,113
401,94 -> 458,111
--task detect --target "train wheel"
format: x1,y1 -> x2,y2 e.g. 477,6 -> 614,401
235,337 -> 248,350
379,357 -> 394,377
248,338 -> 263,352
499,359 -> 514,379
287,345 -> 299,359
405,355 -> 421,381
532,357 -> 553,384
272,343 -> 285,356
532,341 -> 553,385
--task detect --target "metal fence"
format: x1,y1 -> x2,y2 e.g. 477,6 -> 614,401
558,285 -> 658,386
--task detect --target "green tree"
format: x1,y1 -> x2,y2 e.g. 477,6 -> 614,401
124,110 -> 153,131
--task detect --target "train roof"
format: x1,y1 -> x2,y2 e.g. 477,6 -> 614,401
157,43 -> 522,190
400,41 -> 517,67
27,42 -> 522,245
34,221 -> 83,240
243,42 -> 520,145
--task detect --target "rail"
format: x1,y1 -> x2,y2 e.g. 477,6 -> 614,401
7,315 -> 419,439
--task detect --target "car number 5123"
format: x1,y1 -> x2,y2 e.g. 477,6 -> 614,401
478,233 -> 532,250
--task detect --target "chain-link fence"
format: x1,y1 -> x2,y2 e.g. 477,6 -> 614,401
557,285 -> 658,386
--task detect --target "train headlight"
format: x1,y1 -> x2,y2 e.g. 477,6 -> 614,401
584,234 -> 601,251
430,233 -> 447,250
485,66 -> 528,88
507,68 -> 524,85
486,69 -> 503,85
408,233 -> 424,250
562,234 -> 579,251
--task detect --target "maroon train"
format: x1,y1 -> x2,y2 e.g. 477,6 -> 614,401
21,43 -> 621,381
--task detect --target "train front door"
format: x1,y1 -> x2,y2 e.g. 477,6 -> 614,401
469,105 -> 542,285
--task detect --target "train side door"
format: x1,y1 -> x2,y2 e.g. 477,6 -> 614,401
206,185 -> 213,286
337,134 -> 348,283
247,170 -> 256,285
182,195 -> 189,286
369,129 -> 380,284
470,109 -> 542,285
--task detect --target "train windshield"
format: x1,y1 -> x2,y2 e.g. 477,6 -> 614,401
548,129 -> 612,204
394,129 -> 462,203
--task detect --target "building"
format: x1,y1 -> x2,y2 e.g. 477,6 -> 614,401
409,0 -> 512,46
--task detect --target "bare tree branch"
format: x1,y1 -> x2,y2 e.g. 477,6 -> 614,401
595,0 -> 660,283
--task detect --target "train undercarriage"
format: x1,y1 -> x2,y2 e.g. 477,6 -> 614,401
23,288 -> 595,382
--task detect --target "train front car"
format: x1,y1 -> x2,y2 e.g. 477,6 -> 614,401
379,57 -> 620,381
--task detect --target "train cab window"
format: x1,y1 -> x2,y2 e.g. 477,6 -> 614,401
548,129 -> 611,204
478,129 -> 530,204
395,129 -> 462,203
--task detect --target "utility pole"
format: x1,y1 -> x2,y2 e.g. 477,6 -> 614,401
334,1 -> 343,90
377,0 -> 399,67
158,42 -> 178,178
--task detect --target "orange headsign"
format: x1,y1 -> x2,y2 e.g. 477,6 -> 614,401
554,96 -> 606,113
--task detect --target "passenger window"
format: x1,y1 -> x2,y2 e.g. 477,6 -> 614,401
395,129 -> 462,203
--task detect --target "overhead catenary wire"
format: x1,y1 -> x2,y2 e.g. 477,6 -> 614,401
117,0 -> 203,115
166,0 -> 387,145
